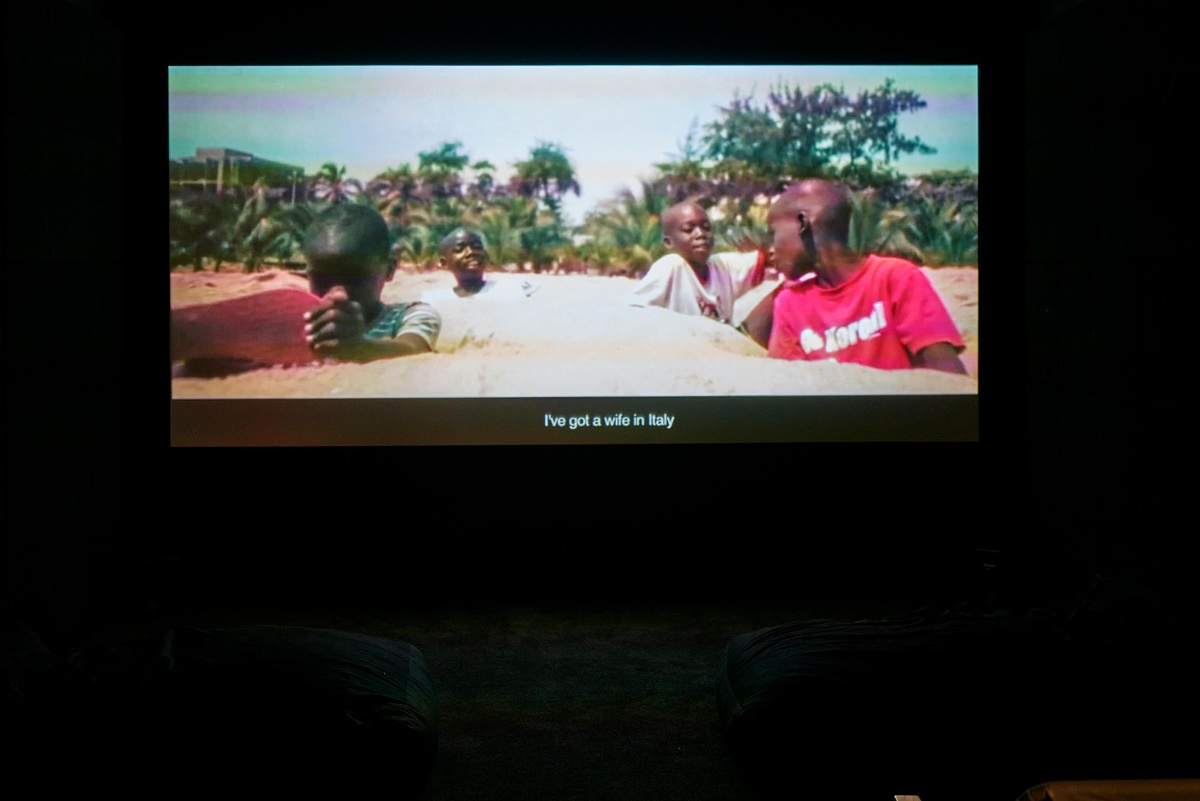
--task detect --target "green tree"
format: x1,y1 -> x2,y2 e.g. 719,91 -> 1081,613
847,190 -> 977,266
698,79 -> 937,193
678,83 -> 845,218
368,164 -> 418,223
887,171 -> 979,265
712,199 -> 772,252
418,141 -> 471,198
389,203 -> 438,267
505,143 -> 580,270
472,198 -> 534,266
829,88 -> 872,171
510,142 -> 580,211
906,169 -> 978,206
583,181 -> 671,274
519,212 -> 569,273
233,179 -> 273,271
828,80 -> 935,189
847,191 -> 921,261
468,160 -> 497,201
264,203 -> 317,267
703,83 -> 845,181
900,195 -> 978,266
863,78 -> 936,166
169,195 -> 238,271
653,119 -> 711,203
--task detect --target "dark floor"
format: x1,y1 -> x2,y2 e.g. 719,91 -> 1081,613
14,529 -> 1178,801
105,596 -> 956,801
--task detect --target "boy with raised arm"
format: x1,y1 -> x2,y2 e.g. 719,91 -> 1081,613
624,200 -> 768,324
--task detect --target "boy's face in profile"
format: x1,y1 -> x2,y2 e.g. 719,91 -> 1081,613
441,229 -> 489,283
662,204 -> 713,268
767,202 -> 816,281
307,255 -> 392,309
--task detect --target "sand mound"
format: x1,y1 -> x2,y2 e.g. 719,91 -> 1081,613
171,267 -> 978,398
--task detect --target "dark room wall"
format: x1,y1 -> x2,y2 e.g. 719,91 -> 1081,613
6,1 -> 1192,644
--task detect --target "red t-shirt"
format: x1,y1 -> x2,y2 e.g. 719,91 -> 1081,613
767,255 -> 964,370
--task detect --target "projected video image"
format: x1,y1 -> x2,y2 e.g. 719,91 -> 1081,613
169,65 -> 979,403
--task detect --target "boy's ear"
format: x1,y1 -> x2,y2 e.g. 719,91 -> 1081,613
384,260 -> 397,281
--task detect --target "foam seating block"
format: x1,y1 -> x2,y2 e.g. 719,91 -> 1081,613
715,605 -> 1198,801
6,624 -> 438,796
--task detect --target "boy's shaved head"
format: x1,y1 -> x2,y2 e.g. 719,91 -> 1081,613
302,204 -> 394,311
303,204 -> 391,265
661,200 -> 707,234
439,227 -> 487,253
659,200 -> 714,271
439,227 -> 490,291
770,180 -> 853,246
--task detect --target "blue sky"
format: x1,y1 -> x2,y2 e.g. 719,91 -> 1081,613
169,65 -> 978,225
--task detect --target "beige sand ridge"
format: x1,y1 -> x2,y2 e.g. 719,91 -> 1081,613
171,267 -> 978,399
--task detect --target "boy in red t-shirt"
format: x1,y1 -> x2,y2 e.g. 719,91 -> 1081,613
765,179 -> 966,374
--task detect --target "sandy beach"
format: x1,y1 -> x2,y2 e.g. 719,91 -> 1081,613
170,266 -> 978,399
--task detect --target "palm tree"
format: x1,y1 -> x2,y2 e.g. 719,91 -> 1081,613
468,160 -> 497,202
475,205 -> 523,266
474,195 -> 563,272
233,179 -> 273,271
417,141 -> 470,199
903,196 -> 978,266
388,204 -> 439,269
233,200 -> 317,272
713,197 -> 772,253
510,142 -> 580,211
310,163 -> 363,204
848,191 -> 979,266
574,238 -> 617,275
367,164 -> 418,223
266,203 -> 317,268
169,195 -> 238,272
240,217 -> 278,273
848,191 -> 922,262
583,184 -> 667,275
520,205 -> 571,273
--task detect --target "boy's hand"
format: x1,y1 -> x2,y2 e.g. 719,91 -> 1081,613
304,286 -> 365,353
733,235 -> 763,253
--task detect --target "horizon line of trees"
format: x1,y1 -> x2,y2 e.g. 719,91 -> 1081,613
169,79 -> 978,275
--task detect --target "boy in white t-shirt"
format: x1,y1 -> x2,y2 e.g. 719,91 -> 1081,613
624,201 -> 768,324
420,227 -> 537,306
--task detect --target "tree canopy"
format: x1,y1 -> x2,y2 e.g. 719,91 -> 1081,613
696,79 -> 936,187
171,77 -> 977,275
511,142 -> 580,205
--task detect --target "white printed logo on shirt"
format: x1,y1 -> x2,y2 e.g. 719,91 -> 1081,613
798,301 -> 887,355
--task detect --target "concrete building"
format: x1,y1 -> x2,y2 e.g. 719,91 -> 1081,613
169,147 -> 306,201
